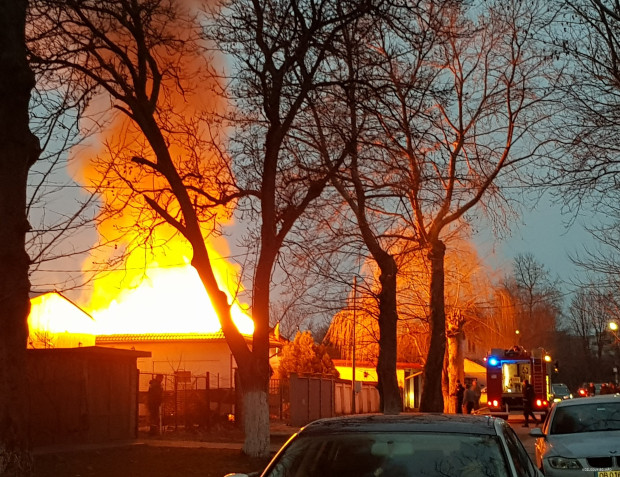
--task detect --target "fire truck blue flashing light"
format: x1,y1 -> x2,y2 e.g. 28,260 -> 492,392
488,356 -> 499,366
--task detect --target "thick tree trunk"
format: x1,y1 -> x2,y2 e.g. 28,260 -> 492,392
419,240 -> 446,412
193,264 -> 271,459
0,1 -> 40,475
239,370 -> 270,457
446,315 -> 464,413
376,254 -> 402,414
236,352 -> 270,458
237,252 -> 274,457
193,241 -> 272,458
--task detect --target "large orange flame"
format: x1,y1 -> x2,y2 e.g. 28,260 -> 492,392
60,5 -> 251,338
90,262 -> 254,335
28,292 -> 97,348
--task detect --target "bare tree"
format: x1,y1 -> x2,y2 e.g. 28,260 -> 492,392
26,54 -> 102,295
550,1 -> 620,285
207,0 -> 374,452
443,240 -> 496,412
318,4 -> 435,413
397,235 -> 499,412
28,0 -> 272,455
568,288 -> 616,365
290,0 -> 555,413
0,1 -> 40,475
323,234 -> 499,414
369,0 -> 556,411
503,253 -> 562,352
29,0 -> 373,457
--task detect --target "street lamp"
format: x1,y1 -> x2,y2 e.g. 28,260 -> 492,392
610,321 -> 619,385
609,321 -> 619,344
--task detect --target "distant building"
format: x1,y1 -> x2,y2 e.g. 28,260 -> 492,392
27,291 -> 285,383
28,291 -> 96,349
95,331 -> 285,388
26,291 -> 287,427
332,359 -> 424,410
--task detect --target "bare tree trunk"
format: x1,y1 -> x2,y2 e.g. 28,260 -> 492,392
446,311 -> 464,413
0,0 -> 40,474
194,249 -> 271,458
237,359 -> 270,456
376,254 -> 402,414
241,389 -> 270,453
238,254 -> 274,457
420,240 -> 446,412
442,346 -> 449,413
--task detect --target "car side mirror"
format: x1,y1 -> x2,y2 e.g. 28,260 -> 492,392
529,427 -> 544,438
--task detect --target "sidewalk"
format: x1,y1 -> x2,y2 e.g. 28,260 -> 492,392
33,414 -> 538,456
136,422 -> 297,452
33,422 -> 299,455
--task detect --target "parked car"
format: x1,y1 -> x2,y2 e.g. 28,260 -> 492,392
550,383 -> 572,402
530,394 -> 620,476
226,414 -> 542,477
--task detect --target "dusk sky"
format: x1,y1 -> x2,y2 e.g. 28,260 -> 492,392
475,193 -> 594,294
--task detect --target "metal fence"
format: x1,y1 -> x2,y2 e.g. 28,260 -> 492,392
139,372 -> 291,430
139,371 -> 236,431
269,378 -> 290,421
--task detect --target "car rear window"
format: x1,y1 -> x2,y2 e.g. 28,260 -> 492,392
263,432 -> 511,477
550,402 -> 620,434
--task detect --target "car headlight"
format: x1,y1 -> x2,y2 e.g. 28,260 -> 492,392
547,457 -> 582,470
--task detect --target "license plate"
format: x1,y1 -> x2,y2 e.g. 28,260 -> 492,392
597,471 -> 620,477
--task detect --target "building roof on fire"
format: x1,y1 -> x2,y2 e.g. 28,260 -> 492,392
96,332 -> 230,343
96,331 -> 286,347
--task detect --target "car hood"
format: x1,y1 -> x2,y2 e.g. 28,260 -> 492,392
546,431 -> 620,457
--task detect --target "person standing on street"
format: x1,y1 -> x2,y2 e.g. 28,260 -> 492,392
452,380 -> 465,414
522,379 -> 538,427
148,374 -> 164,435
588,382 -> 596,396
463,383 -> 476,414
471,378 -> 482,410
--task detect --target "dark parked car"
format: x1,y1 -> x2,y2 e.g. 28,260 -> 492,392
226,414 -> 542,477
550,383 -> 572,402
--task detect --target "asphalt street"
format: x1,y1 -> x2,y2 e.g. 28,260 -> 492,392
134,413 -> 541,461
509,415 -> 539,461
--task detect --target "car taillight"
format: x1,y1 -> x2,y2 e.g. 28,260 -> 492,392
578,389 -> 586,396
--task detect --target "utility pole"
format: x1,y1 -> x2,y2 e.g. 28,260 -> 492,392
351,276 -> 357,414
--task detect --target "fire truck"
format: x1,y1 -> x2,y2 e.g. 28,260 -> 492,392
485,346 -> 551,416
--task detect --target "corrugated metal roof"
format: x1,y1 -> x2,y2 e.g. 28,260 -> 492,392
96,332 -> 229,343
27,346 -> 151,358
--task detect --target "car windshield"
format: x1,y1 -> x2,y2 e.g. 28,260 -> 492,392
549,402 -> 620,434
263,432 -> 511,477
552,384 -> 569,395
